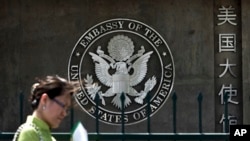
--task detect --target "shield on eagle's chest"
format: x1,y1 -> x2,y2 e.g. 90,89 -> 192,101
112,74 -> 130,93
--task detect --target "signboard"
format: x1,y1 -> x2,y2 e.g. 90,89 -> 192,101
68,18 -> 175,125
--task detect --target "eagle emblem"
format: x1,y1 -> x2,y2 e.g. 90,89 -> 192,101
84,35 -> 156,109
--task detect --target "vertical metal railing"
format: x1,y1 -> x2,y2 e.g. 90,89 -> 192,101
13,91 -> 230,141
198,92 -> 203,141
95,94 -> 100,141
90,91 -> 230,141
224,92 -> 229,141
172,92 -> 177,134
121,93 -> 125,141
19,91 -> 24,125
70,98 -> 75,130
146,94 -> 151,134
198,92 -> 203,133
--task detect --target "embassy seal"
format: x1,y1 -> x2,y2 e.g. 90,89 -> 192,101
68,18 -> 175,125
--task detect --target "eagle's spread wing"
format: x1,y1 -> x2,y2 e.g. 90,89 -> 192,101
130,51 -> 153,86
89,52 -> 112,87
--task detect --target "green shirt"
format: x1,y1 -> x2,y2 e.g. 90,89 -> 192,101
14,115 -> 56,141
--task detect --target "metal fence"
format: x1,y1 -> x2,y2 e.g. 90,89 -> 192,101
0,92 -> 230,141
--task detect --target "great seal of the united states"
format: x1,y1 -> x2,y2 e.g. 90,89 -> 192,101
68,18 -> 175,125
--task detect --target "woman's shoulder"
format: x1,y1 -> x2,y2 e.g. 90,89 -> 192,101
20,123 -> 37,132
17,124 -> 40,141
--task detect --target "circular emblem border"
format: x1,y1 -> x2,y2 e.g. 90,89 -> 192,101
68,18 -> 175,125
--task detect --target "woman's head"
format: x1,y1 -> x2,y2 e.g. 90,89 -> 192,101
30,75 -> 79,128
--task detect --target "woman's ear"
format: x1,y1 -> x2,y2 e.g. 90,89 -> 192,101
40,93 -> 49,106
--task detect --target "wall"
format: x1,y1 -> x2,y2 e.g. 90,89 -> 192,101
0,0 -> 248,134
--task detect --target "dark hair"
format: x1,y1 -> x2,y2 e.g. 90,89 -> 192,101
30,75 -> 79,110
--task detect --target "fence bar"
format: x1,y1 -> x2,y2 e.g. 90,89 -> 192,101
146,94 -> 151,134
70,99 -> 74,129
19,91 -> 24,124
87,133 -> 230,140
95,94 -> 100,141
0,132 -> 229,140
224,91 -> 229,141
172,92 -> 177,133
224,92 -> 229,133
95,94 -> 100,134
197,92 -> 203,133
121,93 -> 125,134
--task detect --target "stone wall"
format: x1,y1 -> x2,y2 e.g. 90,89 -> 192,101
0,0 -> 248,134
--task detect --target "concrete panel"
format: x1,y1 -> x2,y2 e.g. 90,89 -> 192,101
0,0 -> 219,134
